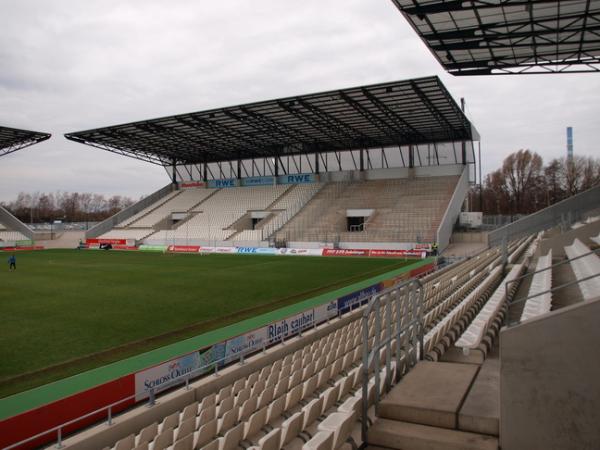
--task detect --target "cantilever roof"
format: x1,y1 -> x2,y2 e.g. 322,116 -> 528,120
65,76 -> 477,166
392,0 -> 600,75
0,126 -> 51,157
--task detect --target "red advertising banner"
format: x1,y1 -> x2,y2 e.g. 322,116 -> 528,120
322,249 -> 369,257
86,238 -> 127,245
167,245 -> 201,253
112,245 -> 138,251
414,243 -> 432,251
180,181 -> 205,188
368,249 -> 425,258
323,248 -> 426,258
0,246 -> 44,252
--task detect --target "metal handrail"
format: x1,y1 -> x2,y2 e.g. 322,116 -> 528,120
507,247 -> 600,292
3,291 -> 371,450
506,273 -> 600,327
360,279 -> 424,445
506,247 -> 600,327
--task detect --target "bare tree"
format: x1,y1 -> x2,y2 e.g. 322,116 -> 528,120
500,149 -> 544,214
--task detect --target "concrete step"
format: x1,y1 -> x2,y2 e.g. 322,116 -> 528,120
378,361 -> 479,429
458,358 -> 500,436
368,418 -> 498,450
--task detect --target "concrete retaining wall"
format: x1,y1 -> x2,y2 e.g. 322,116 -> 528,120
500,296 -> 600,450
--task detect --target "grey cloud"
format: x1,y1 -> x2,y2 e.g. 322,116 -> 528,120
1,0 -> 598,202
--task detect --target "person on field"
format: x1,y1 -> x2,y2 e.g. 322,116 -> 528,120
8,254 -> 16,271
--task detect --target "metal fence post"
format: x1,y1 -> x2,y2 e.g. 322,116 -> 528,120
361,311 -> 370,445
56,427 -> 63,449
374,301 -> 381,408
385,296 -> 392,392
107,406 -> 112,425
395,289 -> 402,383
417,281 -> 425,361
148,388 -> 156,406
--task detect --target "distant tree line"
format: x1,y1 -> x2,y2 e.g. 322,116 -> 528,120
1,192 -> 135,223
469,150 -> 600,215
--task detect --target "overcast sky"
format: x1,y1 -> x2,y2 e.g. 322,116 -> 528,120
1,0 -> 598,202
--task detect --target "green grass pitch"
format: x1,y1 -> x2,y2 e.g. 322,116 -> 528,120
0,249 -> 413,397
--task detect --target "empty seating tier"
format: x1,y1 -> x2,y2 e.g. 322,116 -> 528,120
564,238 -> 600,301
275,176 -> 459,244
0,230 -> 29,242
520,250 -> 553,322
148,185 -> 290,242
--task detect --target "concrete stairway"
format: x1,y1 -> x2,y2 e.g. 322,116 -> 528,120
367,360 -> 499,450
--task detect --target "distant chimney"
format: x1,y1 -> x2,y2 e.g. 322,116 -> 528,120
567,127 -> 573,161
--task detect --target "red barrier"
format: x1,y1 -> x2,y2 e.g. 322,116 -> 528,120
0,375 -> 135,450
112,245 -> 138,251
86,238 -> 127,245
322,249 -> 369,257
368,249 -> 425,258
167,245 -> 200,253
409,262 -> 436,278
323,248 -> 425,258
0,246 -> 44,252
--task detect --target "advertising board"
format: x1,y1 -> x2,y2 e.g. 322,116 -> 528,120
199,246 -> 237,254
322,249 -> 369,257
180,181 -> 205,188
167,245 -> 201,253
278,173 -> 317,185
369,249 -> 426,258
236,247 -> 277,255
276,248 -> 323,256
222,328 -> 269,364
242,176 -> 275,187
337,283 -> 383,312
267,310 -> 315,341
86,238 -> 127,245
138,245 -> 168,252
134,352 -> 202,401
207,178 -> 240,188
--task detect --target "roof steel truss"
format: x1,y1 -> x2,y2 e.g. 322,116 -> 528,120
392,0 -> 600,75
65,76 -> 474,166
0,126 -> 51,158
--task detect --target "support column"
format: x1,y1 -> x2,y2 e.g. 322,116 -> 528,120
479,141 -> 483,211
237,158 -> 242,180
171,159 -> 177,186
359,149 -> 364,172
315,152 -> 320,174
461,97 -> 467,165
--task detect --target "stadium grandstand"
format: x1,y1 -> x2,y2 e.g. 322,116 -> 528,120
390,0 -> 600,75
0,125 -> 50,246
4,186 -> 596,450
65,76 -> 478,252
2,3 -> 599,449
